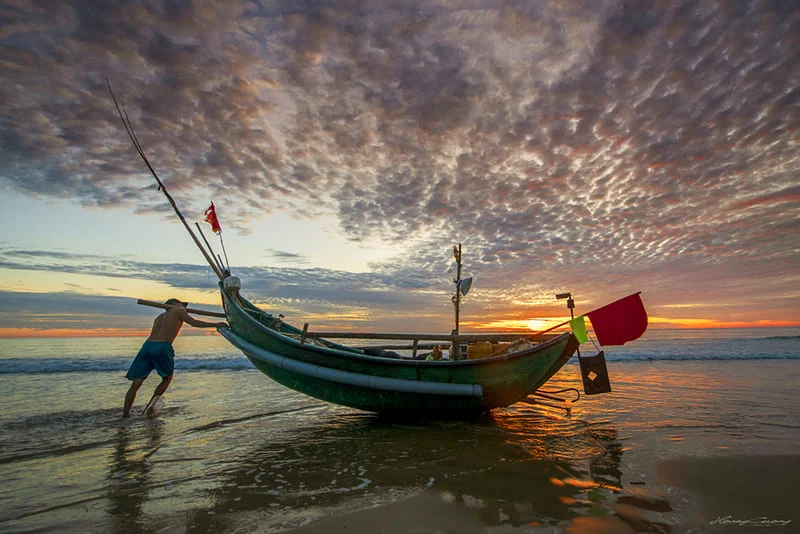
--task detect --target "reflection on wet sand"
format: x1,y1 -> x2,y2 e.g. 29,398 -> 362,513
4,359 -> 797,532
107,420 -> 163,534
175,406 -> 674,533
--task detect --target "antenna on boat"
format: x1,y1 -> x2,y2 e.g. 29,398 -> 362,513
556,292 -> 581,358
107,80 -> 224,281
451,243 -> 472,360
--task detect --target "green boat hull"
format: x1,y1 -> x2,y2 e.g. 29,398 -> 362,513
220,287 -> 579,416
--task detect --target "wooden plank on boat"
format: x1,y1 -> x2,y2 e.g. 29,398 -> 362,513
352,343 -> 439,351
305,331 -> 557,342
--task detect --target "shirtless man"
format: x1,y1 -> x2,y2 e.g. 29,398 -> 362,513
123,298 -> 227,417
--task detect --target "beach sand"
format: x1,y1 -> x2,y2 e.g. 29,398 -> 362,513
282,487 -> 672,534
280,455 -> 799,534
285,492 -> 488,534
656,455 -> 799,533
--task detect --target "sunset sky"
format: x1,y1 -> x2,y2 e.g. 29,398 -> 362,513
1,0 -> 798,338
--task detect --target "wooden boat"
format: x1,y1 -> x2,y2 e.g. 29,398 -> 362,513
109,90 -> 627,417
217,279 -> 580,416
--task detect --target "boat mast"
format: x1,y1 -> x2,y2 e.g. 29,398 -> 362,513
452,244 -> 463,360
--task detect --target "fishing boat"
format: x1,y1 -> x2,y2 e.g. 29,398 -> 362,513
217,276 -> 580,416
111,82 -> 646,417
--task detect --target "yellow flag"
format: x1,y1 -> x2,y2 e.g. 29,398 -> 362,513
570,315 -> 588,344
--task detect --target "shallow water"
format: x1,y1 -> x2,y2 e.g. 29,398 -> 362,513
1,332 -> 799,532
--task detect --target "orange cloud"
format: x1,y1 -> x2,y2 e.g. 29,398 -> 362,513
648,316 -> 800,329
0,328 -> 149,338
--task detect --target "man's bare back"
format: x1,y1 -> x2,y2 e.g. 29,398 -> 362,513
148,305 -> 226,344
148,307 -> 188,343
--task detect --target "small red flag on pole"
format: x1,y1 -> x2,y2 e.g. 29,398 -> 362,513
586,292 -> 648,346
204,202 -> 221,234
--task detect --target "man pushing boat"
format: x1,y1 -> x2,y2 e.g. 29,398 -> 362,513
123,298 -> 227,418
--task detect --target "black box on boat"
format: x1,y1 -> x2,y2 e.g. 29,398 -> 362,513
579,351 -> 612,395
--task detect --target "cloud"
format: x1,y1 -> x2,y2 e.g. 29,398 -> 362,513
0,290 -> 157,330
1,0 -> 798,327
2,242 -> 797,333
0,247 -> 451,329
264,248 -> 311,266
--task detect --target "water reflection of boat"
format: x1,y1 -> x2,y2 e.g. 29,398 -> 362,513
183,409 -> 669,533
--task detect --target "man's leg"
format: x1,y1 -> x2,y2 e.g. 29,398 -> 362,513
151,374 -> 173,399
123,378 -> 145,418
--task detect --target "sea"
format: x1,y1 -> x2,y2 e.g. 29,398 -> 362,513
1,328 -> 799,533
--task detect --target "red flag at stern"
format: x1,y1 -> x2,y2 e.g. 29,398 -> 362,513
204,202 -> 221,234
586,292 -> 648,346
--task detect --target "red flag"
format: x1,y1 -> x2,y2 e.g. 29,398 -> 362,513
587,292 -> 648,346
204,202 -> 221,234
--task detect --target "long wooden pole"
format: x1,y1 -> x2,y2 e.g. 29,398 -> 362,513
195,222 -> 225,274
218,231 -> 230,271
137,298 -> 226,318
528,318 -> 572,337
303,331 -> 556,342
107,80 -> 224,281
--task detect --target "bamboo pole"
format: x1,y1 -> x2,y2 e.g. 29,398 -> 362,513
107,80 -> 224,280
218,231 -> 230,271
527,318 -> 572,337
137,298 -> 226,318
196,222 -> 225,274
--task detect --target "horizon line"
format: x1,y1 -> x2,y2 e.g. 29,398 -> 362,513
1,322 -> 799,339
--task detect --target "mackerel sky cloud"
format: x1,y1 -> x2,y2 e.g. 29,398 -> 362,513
0,0 -> 798,334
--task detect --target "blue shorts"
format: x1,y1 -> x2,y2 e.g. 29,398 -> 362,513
126,341 -> 175,380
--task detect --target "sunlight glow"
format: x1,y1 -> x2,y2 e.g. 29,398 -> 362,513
526,319 -> 553,331
464,317 -> 570,332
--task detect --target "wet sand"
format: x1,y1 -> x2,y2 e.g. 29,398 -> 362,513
657,455 -> 798,533
286,455 -> 800,534
284,488 -> 672,534
286,492 -> 487,534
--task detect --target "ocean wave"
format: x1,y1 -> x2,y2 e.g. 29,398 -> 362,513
601,352 -> 800,362
1,350 -> 798,374
0,356 -> 255,374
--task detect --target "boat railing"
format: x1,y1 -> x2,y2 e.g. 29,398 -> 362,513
299,327 -> 561,359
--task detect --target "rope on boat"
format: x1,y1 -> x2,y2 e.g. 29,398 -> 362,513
534,387 -> 581,403
107,79 -> 224,281
520,387 -> 582,415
